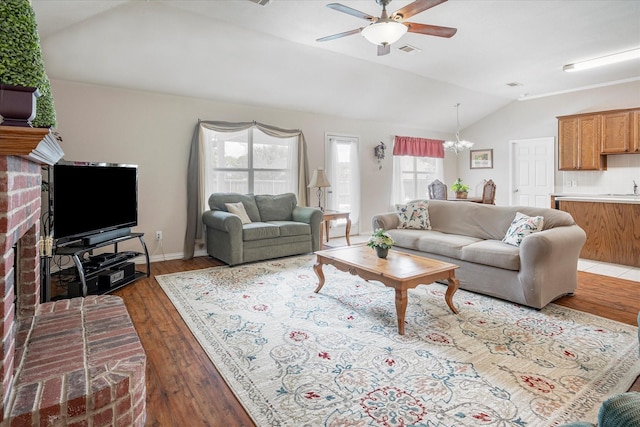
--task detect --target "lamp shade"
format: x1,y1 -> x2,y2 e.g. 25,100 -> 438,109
361,20 -> 408,46
308,168 -> 331,188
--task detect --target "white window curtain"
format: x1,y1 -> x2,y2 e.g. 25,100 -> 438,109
326,135 -> 360,234
184,120 -> 309,259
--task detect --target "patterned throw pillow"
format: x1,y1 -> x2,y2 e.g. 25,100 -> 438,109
397,200 -> 431,230
225,202 -> 252,224
502,212 -> 544,247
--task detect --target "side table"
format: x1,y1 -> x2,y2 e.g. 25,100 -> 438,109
320,210 -> 351,245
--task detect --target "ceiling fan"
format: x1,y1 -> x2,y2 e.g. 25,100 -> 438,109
317,0 -> 457,56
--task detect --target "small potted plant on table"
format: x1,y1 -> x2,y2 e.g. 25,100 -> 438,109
367,228 -> 395,259
451,178 -> 470,199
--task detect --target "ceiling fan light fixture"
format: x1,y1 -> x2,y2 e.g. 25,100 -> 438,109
361,20 -> 408,46
563,48 -> 640,72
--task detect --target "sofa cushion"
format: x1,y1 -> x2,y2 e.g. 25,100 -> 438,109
424,200 -> 575,240
386,229 -> 424,250
255,193 -> 297,221
462,240 -> 521,271
397,200 -> 431,230
502,212 -> 544,247
209,193 -> 261,222
225,202 -> 252,224
416,231 -> 483,259
242,222 -> 280,241
268,221 -> 311,237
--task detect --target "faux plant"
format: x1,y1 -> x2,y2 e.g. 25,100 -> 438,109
367,228 -> 395,250
451,178 -> 470,193
0,0 -> 56,127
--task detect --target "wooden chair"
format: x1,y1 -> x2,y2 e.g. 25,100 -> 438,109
428,179 -> 448,200
482,179 -> 496,204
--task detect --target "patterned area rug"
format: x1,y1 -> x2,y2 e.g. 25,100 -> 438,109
156,255 -> 640,426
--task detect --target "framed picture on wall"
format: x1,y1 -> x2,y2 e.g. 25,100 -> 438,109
470,149 -> 493,169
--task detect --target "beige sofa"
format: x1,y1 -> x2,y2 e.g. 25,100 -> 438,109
372,200 -> 586,309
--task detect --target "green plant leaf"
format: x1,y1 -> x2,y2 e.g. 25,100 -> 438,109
0,0 -> 56,127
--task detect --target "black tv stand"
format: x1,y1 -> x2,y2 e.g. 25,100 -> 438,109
52,232 -> 150,299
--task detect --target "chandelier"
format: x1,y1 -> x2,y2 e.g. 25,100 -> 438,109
443,103 -> 474,154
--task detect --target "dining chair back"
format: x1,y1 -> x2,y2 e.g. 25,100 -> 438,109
428,179 -> 448,200
482,179 -> 496,204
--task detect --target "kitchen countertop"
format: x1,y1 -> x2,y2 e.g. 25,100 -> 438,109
553,194 -> 640,204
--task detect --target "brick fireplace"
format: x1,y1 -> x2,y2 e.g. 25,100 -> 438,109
0,127 -> 146,426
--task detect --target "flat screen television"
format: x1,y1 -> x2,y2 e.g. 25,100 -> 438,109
52,161 -> 138,245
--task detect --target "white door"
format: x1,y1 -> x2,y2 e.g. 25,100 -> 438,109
325,134 -> 360,237
509,137 -> 555,207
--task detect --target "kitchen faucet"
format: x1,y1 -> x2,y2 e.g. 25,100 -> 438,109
634,180 -> 638,195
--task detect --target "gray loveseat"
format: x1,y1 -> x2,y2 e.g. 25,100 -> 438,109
203,192 -> 323,266
372,200 -> 587,309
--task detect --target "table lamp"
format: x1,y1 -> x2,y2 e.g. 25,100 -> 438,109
308,168 -> 331,211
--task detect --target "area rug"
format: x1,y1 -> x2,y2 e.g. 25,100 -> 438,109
156,255 -> 640,426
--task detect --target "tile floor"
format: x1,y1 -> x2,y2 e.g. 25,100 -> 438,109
326,235 -> 640,284
578,258 -> 640,283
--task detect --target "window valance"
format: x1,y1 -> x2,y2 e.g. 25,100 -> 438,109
393,136 -> 444,158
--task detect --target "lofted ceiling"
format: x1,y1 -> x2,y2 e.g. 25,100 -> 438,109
31,0 -> 640,133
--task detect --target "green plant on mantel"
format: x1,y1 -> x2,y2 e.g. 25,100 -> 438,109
0,0 -> 56,128
451,178 -> 470,194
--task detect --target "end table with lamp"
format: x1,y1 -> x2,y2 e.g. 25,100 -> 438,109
308,168 -> 331,211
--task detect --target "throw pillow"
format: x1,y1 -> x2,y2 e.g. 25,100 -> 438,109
225,202 -> 252,224
397,200 -> 431,230
502,212 -> 544,247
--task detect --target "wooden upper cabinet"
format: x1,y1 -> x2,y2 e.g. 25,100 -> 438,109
558,117 -> 579,170
632,110 -> 640,153
558,114 -> 606,170
601,111 -> 631,153
578,115 -> 603,169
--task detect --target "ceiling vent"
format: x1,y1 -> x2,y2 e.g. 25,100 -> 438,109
248,0 -> 270,5
398,45 -> 422,54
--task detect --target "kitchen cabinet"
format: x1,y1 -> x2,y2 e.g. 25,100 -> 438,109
601,108 -> 640,154
601,111 -> 631,153
558,114 -> 606,170
558,199 -> 640,268
632,110 -> 640,153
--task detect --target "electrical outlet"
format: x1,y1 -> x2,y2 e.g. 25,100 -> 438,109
155,231 -> 162,241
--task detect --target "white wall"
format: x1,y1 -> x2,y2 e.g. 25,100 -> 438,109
455,80 -> 640,204
50,79 -> 639,260
50,79 -> 452,260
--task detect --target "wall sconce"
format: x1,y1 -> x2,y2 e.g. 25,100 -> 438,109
374,141 -> 386,170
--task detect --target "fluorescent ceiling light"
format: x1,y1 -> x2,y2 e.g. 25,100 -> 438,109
361,20 -> 408,46
563,48 -> 640,72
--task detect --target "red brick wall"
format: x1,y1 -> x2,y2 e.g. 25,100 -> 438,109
0,156 -> 42,421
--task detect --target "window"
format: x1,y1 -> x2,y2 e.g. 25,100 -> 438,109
202,127 -> 298,196
392,156 -> 444,205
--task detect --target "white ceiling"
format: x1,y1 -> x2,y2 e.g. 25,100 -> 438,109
31,0 -> 640,132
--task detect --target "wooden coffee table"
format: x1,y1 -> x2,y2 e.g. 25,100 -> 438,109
313,245 -> 460,335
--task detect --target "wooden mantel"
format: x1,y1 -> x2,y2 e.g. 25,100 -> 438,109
0,125 -> 64,165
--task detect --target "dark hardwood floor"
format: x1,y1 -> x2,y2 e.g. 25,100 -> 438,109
112,255 -> 640,427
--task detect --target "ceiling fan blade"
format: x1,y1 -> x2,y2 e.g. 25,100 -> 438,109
391,0 -> 447,21
405,22 -> 457,38
316,28 -> 363,42
377,44 -> 391,56
327,3 -> 377,22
